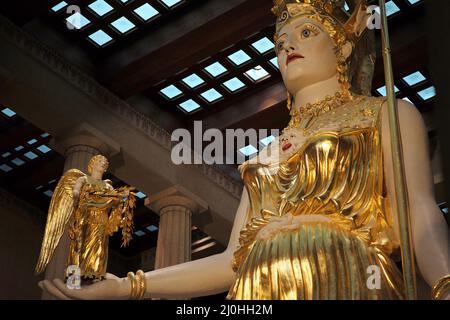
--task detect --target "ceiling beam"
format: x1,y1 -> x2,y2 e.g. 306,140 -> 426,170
100,0 -> 274,98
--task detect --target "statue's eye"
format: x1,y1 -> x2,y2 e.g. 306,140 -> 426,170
302,29 -> 311,38
276,41 -> 284,53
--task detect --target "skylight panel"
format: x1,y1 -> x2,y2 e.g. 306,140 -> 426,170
406,0 -> 422,4
204,62 -> 227,78
223,77 -> 246,92
135,191 -> 147,199
0,164 -> 13,173
44,190 -> 54,198
51,1 -> 68,12
134,3 -> 159,21
12,158 -> 25,166
160,85 -> 183,99
251,37 -> 275,54
134,230 -> 146,237
160,0 -> 183,8
2,152 -> 11,158
111,16 -> 136,34
182,74 -> 205,88
418,86 -> 436,101
260,135 -> 275,147
1,108 -> 16,118
386,1 -> 400,17
41,133 -> 50,138
376,85 -> 400,96
119,0 -> 132,3
239,145 -> 258,157
37,145 -> 52,154
179,99 -> 201,113
269,57 -> 279,69
228,50 -> 251,66
88,0 -> 114,17
88,30 -> 113,46
27,138 -> 38,145
15,146 -> 24,152
403,71 -> 426,86
66,12 -> 91,30
24,151 -> 38,160
201,89 -> 223,103
146,225 -> 158,232
245,66 -> 270,82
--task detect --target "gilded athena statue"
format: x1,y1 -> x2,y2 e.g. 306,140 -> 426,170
40,0 -> 450,300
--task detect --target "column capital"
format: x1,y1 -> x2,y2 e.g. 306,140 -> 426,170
145,185 -> 208,216
50,122 -> 121,158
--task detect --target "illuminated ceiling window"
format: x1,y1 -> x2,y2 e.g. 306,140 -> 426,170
260,135 -> 275,147
66,12 -> 91,30
159,0 -> 183,8
182,74 -> 205,88
344,1 -> 350,12
201,88 -> 223,103
239,145 -> 258,157
88,0 -> 114,17
44,190 -> 54,198
24,151 -> 38,160
160,84 -> 182,99
376,85 -> 400,96
418,86 -> 436,101
204,62 -> 227,78
134,230 -> 146,237
179,99 -> 201,113
251,37 -> 274,54
223,77 -> 246,92
36,185 -> 43,190
245,65 -> 270,82
1,107 -> 16,118
11,158 -> 25,167
111,16 -> 136,34
406,0 -> 422,5
2,152 -> 11,158
119,0 -> 132,3
134,3 -> 159,21
15,146 -> 24,152
228,50 -> 251,66
37,145 -> 52,154
89,30 -> 113,46
385,1 -> 400,17
41,133 -> 50,138
0,164 -> 13,173
27,138 -> 38,145
51,1 -> 67,12
146,225 -> 158,232
135,191 -> 147,199
269,57 -> 279,69
403,71 -> 426,86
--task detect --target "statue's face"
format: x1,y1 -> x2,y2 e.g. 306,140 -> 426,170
276,16 -> 338,95
92,158 -> 108,174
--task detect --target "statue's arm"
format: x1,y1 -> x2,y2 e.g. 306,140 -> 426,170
72,176 -> 86,202
382,99 -> 450,289
43,187 -> 250,299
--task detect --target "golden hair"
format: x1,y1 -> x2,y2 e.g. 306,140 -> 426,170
87,154 -> 109,174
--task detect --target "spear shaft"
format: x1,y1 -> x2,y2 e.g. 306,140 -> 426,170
378,0 -> 417,300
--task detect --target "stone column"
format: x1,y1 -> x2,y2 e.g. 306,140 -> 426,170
42,123 -> 120,299
146,187 -> 208,269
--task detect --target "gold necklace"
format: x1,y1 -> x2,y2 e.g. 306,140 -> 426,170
287,90 -> 354,130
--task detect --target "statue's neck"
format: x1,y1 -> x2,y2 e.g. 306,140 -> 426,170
293,74 -> 342,111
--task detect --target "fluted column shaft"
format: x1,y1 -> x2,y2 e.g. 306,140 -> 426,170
155,205 -> 192,269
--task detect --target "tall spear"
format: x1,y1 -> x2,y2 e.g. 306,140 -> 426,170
378,0 -> 417,300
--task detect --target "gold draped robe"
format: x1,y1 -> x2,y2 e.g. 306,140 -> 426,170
68,177 -> 118,280
227,96 -> 405,300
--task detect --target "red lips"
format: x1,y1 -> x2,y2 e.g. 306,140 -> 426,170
282,143 -> 292,151
286,53 -> 304,66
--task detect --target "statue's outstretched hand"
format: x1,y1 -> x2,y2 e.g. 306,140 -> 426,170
39,273 -> 130,300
